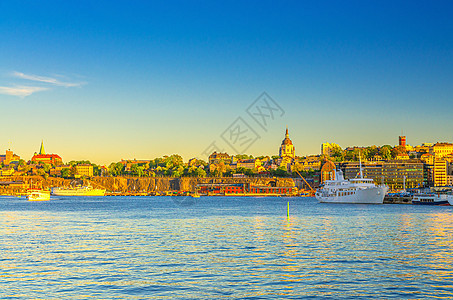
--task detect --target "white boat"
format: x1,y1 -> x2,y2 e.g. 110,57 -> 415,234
448,196 -> 453,206
51,185 -> 106,196
315,160 -> 388,204
412,193 -> 452,206
27,189 -> 51,201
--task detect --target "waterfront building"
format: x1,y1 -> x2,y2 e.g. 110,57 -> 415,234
0,167 -> 15,176
31,141 -> 63,165
414,143 -> 433,154
420,153 -> 434,165
342,159 -> 424,190
395,153 -> 410,160
237,159 -> 256,169
433,142 -> 453,158
209,152 -> 231,165
320,160 -> 336,183
50,165 -> 71,177
447,175 -> 453,186
297,156 -> 322,172
0,180 -> 26,195
0,149 -> 20,165
443,153 -> 453,163
321,142 -> 341,156
264,159 -> 278,170
0,150 -> 20,165
433,158 -> 447,186
75,164 -> 94,177
235,158 -> 266,173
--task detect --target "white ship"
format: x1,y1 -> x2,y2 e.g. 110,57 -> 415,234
27,189 -> 51,201
51,185 -> 106,196
412,193 -> 452,206
315,161 -> 388,204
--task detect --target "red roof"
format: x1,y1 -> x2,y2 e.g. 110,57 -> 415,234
33,154 -> 62,159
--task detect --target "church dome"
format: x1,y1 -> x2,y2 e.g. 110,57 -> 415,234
281,137 -> 293,145
281,128 -> 293,145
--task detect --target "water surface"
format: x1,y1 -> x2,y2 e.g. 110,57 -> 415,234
1,196 -> 453,299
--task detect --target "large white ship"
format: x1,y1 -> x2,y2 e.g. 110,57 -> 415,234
52,185 -> 106,196
315,162 -> 388,204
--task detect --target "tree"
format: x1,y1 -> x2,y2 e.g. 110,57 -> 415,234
108,162 -> 124,176
274,166 -> 288,177
235,154 -> 254,160
164,154 -> 184,169
131,164 -> 145,177
292,162 -> 304,172
61,168 -> 71,178
42,163 -> 51,173
217,161 -> 227,177
366,146 -> 379,160
380,145 -> 392,160
331,147 -> 344,162
391,146 -> 406,159
195,167 -> 207,178
93,165 -> 102,176
172,166 -> 184,177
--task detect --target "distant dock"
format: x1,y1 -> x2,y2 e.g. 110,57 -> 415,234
384,195 -> 412,204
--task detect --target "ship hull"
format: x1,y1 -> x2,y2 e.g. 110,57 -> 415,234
316,186 -> 388,204
51,188 -> 106,196
412,200 -> 449,206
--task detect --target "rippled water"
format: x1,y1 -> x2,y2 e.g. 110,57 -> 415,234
1,196 -> 453,299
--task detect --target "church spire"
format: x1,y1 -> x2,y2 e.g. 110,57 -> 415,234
285,126 -> 289,138
39,140 -> 45,155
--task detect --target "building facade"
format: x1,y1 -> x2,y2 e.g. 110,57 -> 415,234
320,160 -> 336,183
208,152 -> 231,165
433,158 -> 447,187
433,142 -> 453,158
31,141 -> 63,165
0,150 -> 20,165
342,159 -> 424,190
75,164 -> 94,177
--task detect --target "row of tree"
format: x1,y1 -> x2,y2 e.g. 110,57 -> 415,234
326,145 -> 410,162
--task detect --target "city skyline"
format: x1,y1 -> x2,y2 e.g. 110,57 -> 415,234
1,130 -> 449,166
1,1 -> 453,164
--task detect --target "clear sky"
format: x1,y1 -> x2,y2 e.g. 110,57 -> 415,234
1,1 -> 452,165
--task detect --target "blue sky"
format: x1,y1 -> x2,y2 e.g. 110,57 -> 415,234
1,1 -> 452,164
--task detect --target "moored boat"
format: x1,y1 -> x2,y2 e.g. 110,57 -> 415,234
27,189 -> 51,201
412,194 -> 452,205
315,158 -> 388,204
51,185 -> 106,196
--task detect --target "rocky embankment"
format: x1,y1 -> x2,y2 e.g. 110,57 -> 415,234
2,176 -> 295,194
91,177 -> 295,193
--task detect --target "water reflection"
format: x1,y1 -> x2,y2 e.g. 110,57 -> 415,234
1,197 -> 453,298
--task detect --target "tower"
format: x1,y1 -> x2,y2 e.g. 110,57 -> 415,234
399,136 -> 406,148
39,140 -> 46,155
279,127 -> 295,159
